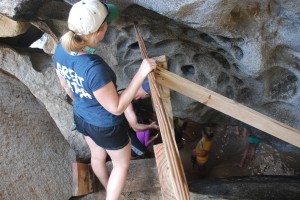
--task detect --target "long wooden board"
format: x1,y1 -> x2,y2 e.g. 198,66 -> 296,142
153,56 -> 188,200
154,144 -> 176,200
134,21 -> 190,200
154,67 -> 300,148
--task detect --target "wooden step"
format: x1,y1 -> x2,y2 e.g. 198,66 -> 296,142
72,159 -> 161,196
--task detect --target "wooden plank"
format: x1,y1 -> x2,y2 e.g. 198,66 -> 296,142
72,162 -> 94,196
154,67 -> 300,148
148,71 -> 190,200
154,144 -> 176,200
153,56 -> 188,200
134,22 -> 190,200
154,55 -> 174,126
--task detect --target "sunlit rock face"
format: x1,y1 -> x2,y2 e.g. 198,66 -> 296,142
0,0 -> 300,163
0,70 -> 75,200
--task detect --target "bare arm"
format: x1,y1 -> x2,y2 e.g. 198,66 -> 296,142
124,103 -> 159,132
145,133 -> 159,147
94,59 -> 156,115
56,70 -> 74,100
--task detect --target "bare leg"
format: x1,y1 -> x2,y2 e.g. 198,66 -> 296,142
238,142 -> 250,168
85,136 -> 109,189
106,141 -> 131,200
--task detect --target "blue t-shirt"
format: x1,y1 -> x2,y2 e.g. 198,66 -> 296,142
53,44 -> 124,127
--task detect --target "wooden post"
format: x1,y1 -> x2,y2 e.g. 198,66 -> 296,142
154,56 -> 174,126
154,144 -> 177,200
149,75 -> 190,200
72,163 -> 95,196
153,55 -> 189,200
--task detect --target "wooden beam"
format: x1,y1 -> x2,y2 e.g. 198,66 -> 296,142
154,144 -> 176,200
154,67 -> 300,148
153,56 -> 189,200
134,22 -> 190,200
148,64 -> 190,200
154,55 -> 174,126
72,163 -> 95,196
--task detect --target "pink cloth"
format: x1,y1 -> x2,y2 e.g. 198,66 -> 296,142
136,129 -> 151,147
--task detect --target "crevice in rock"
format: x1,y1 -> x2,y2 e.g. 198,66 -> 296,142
181,64 -> 195,76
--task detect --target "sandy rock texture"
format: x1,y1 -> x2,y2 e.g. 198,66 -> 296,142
0,68 -> 75,199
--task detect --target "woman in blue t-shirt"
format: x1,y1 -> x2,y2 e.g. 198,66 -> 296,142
53,1 -> 156,199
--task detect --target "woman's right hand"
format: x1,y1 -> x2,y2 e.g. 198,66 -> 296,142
138,58 -> 157,77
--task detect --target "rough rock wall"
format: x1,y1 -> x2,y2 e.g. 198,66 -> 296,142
0,45 -> 90,157
0,69 -> 75,199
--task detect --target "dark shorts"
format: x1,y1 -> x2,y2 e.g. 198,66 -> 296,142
74,114 -> 130,150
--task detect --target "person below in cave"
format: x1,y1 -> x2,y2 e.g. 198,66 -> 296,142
236,123 -> 261,168
191,127 -> 214,169
124,80 -> 160,159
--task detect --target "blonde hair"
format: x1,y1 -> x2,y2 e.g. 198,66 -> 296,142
60,30 -> 97,53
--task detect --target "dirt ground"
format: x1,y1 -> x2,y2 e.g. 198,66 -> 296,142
179,123 -> 300,182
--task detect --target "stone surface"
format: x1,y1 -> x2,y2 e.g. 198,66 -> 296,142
0,70 -> 76,200
0,0 -> 48,20
0,25 -> 44,47
0,14 -> 30,37
0,46 -> 90,160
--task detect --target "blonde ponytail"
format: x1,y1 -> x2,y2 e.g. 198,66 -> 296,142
60,31 -> 86,53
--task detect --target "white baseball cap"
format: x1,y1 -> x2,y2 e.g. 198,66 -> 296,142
68,0 -> 119,35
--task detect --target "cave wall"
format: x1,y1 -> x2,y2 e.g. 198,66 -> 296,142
0,69 -> 75,199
